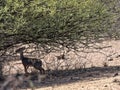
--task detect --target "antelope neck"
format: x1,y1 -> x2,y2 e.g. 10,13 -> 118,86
20,51 -> 25,60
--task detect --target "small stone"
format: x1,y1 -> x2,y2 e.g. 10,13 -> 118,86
108,58 -> 113,61
113,73 -> 119,77
104,85 -> 108,87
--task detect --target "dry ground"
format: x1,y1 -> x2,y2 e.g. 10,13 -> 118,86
1,40 -> 120,90
21,66 -> 120,90
2,66 -> 120,90
36,77 -> 120,90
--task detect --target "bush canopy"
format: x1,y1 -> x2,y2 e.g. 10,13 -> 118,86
0,0 -> 114,49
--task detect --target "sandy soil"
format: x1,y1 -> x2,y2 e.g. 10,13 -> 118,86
35,77 -> 120,90
27,40 -> 120,90
1,40 -> 120,90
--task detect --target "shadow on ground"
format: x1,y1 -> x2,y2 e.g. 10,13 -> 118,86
1,65 -> 120,89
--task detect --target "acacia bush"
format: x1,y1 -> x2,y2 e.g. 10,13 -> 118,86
0,0 -> 113,49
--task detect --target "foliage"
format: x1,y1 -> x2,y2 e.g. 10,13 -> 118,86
0,0 -> 113,50
100,0 -> 120,39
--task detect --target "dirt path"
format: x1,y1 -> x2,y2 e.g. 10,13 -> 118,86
33,76 -> 120,90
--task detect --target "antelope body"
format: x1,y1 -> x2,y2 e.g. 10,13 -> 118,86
16,47 -> 45,74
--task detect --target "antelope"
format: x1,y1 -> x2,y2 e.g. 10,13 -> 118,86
16,47 -> 45,74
